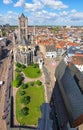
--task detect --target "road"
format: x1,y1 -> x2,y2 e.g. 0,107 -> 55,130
0,38 -> 13,130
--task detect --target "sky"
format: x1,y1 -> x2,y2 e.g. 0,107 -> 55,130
0,0 -> 83,26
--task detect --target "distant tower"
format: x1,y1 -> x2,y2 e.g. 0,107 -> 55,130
18,13 -> 28,41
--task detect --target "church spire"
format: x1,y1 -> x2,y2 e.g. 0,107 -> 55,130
21,13 -> 25,18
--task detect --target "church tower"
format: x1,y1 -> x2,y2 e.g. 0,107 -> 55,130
18,13 -> 28,41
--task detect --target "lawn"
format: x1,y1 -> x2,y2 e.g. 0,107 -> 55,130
23,65 -> 41,78
16,81 -> 45,125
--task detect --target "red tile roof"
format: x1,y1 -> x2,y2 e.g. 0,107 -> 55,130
75,53 -> 83,57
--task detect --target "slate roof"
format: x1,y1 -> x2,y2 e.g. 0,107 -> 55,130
69,62 -> 83,93
55,60 -> 83,127
21,38 -> 27,46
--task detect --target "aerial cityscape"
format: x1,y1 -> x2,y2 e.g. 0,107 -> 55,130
0,0 -> 83,130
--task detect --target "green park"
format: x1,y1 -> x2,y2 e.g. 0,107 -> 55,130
12,62 -> 45,125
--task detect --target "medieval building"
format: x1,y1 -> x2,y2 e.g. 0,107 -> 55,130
14,13 -> 33,66
18,13 -> 28,41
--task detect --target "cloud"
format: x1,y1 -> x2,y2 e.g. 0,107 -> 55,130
25,1 -> 42,12
1,5 -> 83,26
0,14 -> 3,17
36,10 -> 57,19
59,11 -> 69,16
0,11 -> 18,25
41,0 -> 68,10
70,12 -> 83,21
71,9 -> 77,13
14,0 -> 25,7
28,9 -> 83,25
28,10 -> 58,25
24,0 -> 68,12
3,0 -> 12,4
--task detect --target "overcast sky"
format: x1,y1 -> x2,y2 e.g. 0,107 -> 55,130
0,0 -> 83,26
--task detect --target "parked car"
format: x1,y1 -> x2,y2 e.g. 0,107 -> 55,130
2,115 -> 6,120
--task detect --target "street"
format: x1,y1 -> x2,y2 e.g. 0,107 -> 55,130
0,39 -> 13,130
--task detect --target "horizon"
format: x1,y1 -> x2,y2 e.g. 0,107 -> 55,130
1,24 -> 83,27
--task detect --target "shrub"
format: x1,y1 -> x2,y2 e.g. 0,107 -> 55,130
37,70 -> 40,73
16,73 -> 22,81
19,91 -> 25,96
12,73 -> 22,87
30,62 -> 34,66
21,64 -> 26,69
2,29 -> 7,36
16,62 -> 21,68
20,107 -> 29,116
30,82 -> 34,87
21,83 -> 28,89
33,63 -> 39,68
12,80 -> 21,87
36,80 -> 42,86
21,96 -> 30,105
15,68 -> 21,73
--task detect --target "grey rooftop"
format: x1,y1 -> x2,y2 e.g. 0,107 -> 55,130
55,60 -> 83,127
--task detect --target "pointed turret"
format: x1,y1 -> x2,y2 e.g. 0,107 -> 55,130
21,13 -> 25,18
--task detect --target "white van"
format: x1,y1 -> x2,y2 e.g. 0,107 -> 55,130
0,81 -> 4,86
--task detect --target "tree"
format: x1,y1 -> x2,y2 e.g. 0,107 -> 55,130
12,80 -> 20,87
30,82 -> 34,87
36,80 -> 42,86
12,73 -> 22,87
21,83 -> 28,89
33,63 -> 39,68
15,68 -> 21,73
21,64 -> 26,69
16,62 -> 21,68
20,107 -> 29,115
30,62 -> 34,66
2,29 -> 7,36
19,91 -> 25,96
16,73 -> 22,81
37,70 -> 40,73
21,96 -> 30,105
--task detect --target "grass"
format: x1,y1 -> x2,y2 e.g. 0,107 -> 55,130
23,65 -> 41,78
16,81 -> 45,125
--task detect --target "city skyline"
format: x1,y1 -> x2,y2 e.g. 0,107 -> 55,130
0,0 -> 83,26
